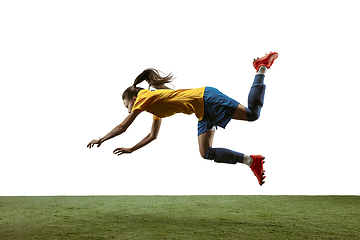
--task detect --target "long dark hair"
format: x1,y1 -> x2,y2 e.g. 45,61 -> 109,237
122,68 -> 175,100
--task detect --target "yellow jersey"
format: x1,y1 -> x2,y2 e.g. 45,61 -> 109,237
132,87 -> 206,121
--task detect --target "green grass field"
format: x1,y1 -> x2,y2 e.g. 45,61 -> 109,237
0,196 -> 359,239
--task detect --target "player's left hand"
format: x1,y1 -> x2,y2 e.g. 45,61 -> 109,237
113,147 -> 132,156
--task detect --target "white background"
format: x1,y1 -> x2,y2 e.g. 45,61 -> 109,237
1,0 -> 359,195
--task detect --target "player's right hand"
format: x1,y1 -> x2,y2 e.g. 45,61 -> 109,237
87,139 -> 102,148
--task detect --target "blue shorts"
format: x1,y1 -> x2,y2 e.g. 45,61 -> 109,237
197,87 -> 239,136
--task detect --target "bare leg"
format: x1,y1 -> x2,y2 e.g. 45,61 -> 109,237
199,128 -> 246,165
198,128 -> 215,158
232,103 -> 248,121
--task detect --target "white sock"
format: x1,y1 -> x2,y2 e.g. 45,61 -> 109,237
256,66 -> 268,75
243,155 -> 253,167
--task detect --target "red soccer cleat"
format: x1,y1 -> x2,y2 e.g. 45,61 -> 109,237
253,52 -> 278,71
250,155 -> 266,186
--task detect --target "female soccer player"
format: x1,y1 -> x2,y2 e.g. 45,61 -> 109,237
87,52 -> 278,186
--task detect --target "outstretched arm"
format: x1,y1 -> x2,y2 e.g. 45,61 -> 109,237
87,110 -> 141,148
113,118 -> 162,155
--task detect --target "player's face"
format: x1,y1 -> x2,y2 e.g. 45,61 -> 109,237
123,97 -> 136,114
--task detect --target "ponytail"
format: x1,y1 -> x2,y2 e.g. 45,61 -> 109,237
122,68 -> 175,100
133,68 -> 175,89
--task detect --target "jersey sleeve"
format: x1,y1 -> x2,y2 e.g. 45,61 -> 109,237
131,97 -> 146,112
131,90 -> 153,112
